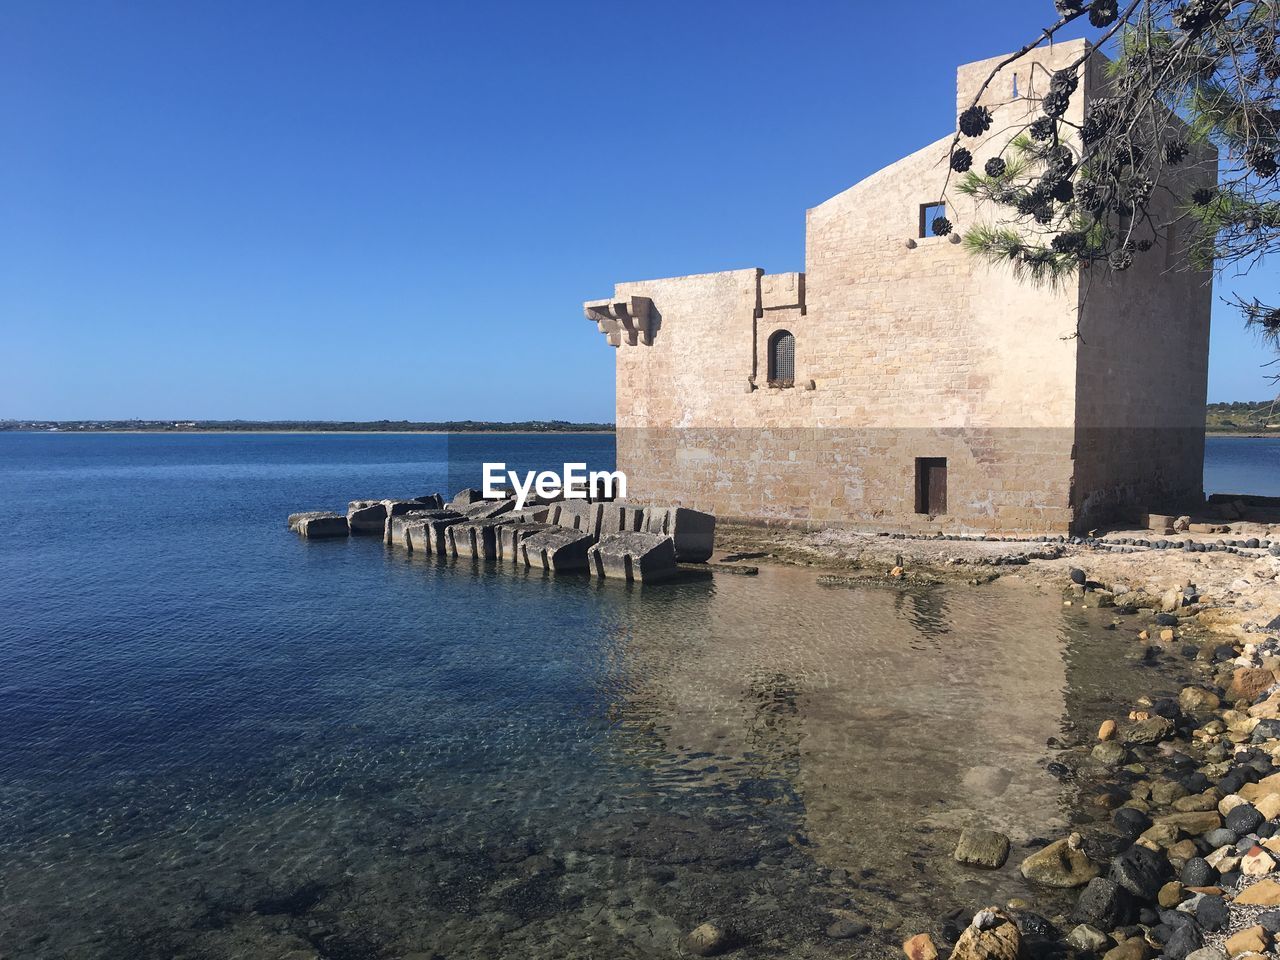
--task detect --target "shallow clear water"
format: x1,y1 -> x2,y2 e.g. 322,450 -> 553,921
0,433 -> 1224,958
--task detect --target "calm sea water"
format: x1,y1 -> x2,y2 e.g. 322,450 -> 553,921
1204,434 -> 1280,497
0,432 -> 1263,959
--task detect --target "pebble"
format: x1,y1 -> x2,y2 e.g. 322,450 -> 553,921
684,921 -> 735,957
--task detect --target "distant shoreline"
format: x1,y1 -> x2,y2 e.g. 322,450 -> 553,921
3,429 -> 617,436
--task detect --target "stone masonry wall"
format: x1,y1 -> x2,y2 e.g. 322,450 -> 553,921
593,40 -> 1212,535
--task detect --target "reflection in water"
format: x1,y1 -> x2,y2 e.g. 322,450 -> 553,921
0,559 -> 1187,960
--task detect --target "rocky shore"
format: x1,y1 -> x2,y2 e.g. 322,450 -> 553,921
710,513 -> 1280,960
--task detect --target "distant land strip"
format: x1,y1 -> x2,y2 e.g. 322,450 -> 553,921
1,419 -> 616,433
3,403 -> 1277,433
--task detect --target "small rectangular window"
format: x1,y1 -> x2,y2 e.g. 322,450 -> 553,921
915,457 -> 947,515
919,202 -> 948,239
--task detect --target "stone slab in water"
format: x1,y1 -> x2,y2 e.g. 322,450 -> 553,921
381,499 -> 443,543
497,521 -> 556,562
589,531 -> 678,582
953,827 -> 1011,869
287,511 -> 331,531
347,500 -> 388,534
296,513 -> 350,539
449,516 -> 521,560
520,527 -> 596,572
389,510 -> 459,548
643,506 -> 716,563
403,513 -> 465,555
550,499 -> 605,537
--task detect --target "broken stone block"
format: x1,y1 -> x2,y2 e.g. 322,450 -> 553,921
403,512 -> 465,555
381,499 -> 442,543
551,499 -> 605,537
596,501 -> 648,536
642,506 -> 716,563
497,521 -> 556,562
389,509 -> 459,548
288,511 -> 331,531
347,500 -> 388,534
448,516 -> 517,560
448,488 -> 486,511
413,494 -> 444,509
520,527 -> 596,572
588,532 -> 678,582
296,513 -> 350,538
463,497 -> 515,519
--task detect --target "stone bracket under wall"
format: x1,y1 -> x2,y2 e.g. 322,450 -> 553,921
585,296 -> 654,347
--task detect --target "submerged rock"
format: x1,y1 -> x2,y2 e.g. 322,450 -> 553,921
953,828 -> 1010,869
683,920 -> 736,956
1021,836 -> 1100,888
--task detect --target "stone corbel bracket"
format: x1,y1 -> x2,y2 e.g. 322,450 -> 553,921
584,296 -> 653,347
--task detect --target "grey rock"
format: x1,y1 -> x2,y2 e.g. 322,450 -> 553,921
1066,924 -> 1108,953
520,527 -> 597,572
642,506 -> 717,563
1071,877 -> 1134,929
295,513 -> 349,538
588,531 -> 679,583
347,500 -> 388,534
1109,844 -> 1168,899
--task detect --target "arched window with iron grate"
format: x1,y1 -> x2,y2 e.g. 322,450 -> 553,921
767,330 -> 795,387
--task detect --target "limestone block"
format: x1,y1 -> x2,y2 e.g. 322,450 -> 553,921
296,513 -> 350,538
389,509 -> 458,548
288,511 -> 331,531
347,500 -> 388,534
497,522 -> 556,562
588,532 -> 679,582
448,488 -> 486,511
413,494 -> 444,509
403,513 -> 465,555
596,500 -> 648,536
463,497 -> 515,519
520,527 -> 596,572
448,517 -> 517,560
551,499 -> 605,537
642,506 -> 717,563
381,499 -> 442,543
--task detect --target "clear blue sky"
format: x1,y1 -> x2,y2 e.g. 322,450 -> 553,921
2,1 -> 1275,421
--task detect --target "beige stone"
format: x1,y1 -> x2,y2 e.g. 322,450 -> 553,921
902,933 -> 939,960
950,910 -> 1020,960
1229,667 -> 1278,703
1235,878 -> 1280,905
1102,936 -> 1151,960
1255,793 -> 1280,821
1225,925 -> 1269,956
1242,847 -> 1276,877
1099,719 -> 1117,741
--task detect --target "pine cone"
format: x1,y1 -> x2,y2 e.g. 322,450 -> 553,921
1034,204 -> 1055,225
1030,117 -> 1056,142
959,105 -> 993,138
1051,231 -> 1085,254
1054,0 -> 1085,14
1052,179 -> 1076,203
1163,140 -> 1189,165
985,157 -> 1007,177
1108,249 -> 1133,271
1042,89 -> 1071,119
1247,145 -> 1278,178
1192,186 -> 1216,206
951,147 -> 973,173
1050,69 -> 1079,97
1089,0 -> 1118,27
931,216 -> 953,237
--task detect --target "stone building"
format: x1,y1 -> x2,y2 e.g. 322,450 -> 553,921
583,40 -> 1214,535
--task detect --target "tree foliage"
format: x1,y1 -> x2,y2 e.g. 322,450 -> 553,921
945,0 -> 1280,363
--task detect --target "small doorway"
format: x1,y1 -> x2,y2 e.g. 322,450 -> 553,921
915,458 -> 947,515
